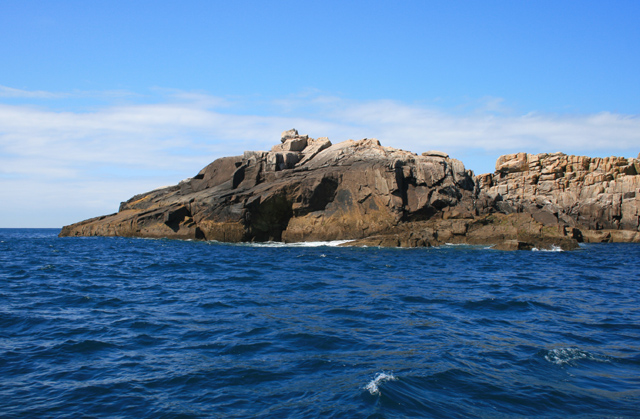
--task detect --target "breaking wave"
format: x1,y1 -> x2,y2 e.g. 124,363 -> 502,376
532,245 -> 563,252
236,240 -> 354,248
364,372 -> 398,395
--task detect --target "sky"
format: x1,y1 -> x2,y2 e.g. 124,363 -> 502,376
1,0 -> 639,228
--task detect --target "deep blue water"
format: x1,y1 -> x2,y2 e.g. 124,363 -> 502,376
1,228 -> 639,418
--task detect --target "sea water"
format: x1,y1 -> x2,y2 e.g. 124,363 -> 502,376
1,228 -> 639,418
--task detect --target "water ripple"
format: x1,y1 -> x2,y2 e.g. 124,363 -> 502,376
1,229 -> 639,418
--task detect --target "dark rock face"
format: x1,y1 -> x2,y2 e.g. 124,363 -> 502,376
343,212 -> 580,251
59,130 -> 640,249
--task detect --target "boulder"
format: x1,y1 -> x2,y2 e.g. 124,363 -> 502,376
280,128 -> 298,143
273,138 -> 308,152
297,137 -> 332,166
492,240 -> 535,251
496,152 -> 529,173
422,150 -> 449,159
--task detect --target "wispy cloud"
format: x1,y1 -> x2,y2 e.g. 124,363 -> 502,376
1,87 -> 639,227
0,85 -> 66,99
0,84 -> 142,101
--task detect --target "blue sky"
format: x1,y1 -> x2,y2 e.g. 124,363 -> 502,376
1,0 -> 639,228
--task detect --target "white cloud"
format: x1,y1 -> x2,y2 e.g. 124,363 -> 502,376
0,85 -> 65,99
0,84 -> 141,101
314,99 -> 640,153
1,88 -> 639,227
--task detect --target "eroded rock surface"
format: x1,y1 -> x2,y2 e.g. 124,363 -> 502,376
60,130 -> 476,244
477,152 -> 640,243
60,130 -> 640,249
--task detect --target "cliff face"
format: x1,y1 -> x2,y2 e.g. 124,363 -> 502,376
476,152 -> 640,243
59,129 -> 640,249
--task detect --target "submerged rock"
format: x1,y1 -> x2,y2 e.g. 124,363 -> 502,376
60,129 -> 640,250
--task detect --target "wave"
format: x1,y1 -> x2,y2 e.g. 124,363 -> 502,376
532,245 -> 563,252
543,347 -> 609,365
364,372 -> 398,395
235,240 -> 355,248
4,229 -> 640,417
50,339 -> 118,354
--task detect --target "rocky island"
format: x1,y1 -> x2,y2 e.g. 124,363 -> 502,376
60,129 -> 640,250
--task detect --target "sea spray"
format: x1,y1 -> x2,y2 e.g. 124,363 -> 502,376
364,372 -> 398,395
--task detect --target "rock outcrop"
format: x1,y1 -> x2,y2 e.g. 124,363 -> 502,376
60,129 -> 476,242
476,152 -> 640,243
59,129 -> 640,249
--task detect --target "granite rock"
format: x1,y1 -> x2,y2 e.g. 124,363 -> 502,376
60,129 -> 639,249
61,130 -> 476,244
480,152 -> 640,237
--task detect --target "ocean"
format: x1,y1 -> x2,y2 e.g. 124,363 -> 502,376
1,228 -> 639,418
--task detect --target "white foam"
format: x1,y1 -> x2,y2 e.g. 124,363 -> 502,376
240,240 -> 354,248
533,245 -> 563,252
364,372 -> 397,395
441,243 -> 490,249
544,348 -> 606,365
